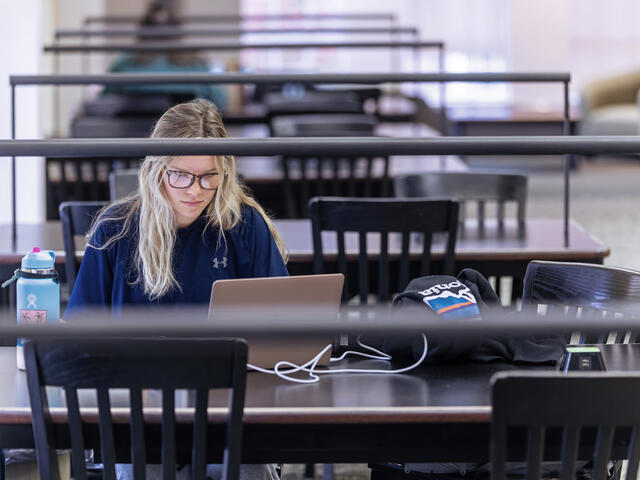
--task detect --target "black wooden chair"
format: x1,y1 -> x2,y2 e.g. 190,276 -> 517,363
59,201 -> 108,291
393,171 -> 527,230
309,197 -> 459,303
491,372 -> 640,480
25,337 -> 248,480
272,114 -> 389,218
521,260 -> 640,344
264,90 -> 364,118
108,168 -> 139,200
46,158 -> 138,220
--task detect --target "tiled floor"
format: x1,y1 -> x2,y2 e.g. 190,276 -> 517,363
527,157 -> 640,270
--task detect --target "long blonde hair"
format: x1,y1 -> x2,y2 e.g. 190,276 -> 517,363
88,98 -> 288,301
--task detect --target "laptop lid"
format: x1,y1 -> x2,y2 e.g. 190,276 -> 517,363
208,274 -> 344,369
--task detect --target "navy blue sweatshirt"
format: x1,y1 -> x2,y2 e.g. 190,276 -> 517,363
64,205 -> 288,319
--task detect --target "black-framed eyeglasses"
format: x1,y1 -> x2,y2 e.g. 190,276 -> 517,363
165,169 -> 219,190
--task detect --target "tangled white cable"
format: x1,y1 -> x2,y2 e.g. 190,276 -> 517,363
247,333 -> 428,384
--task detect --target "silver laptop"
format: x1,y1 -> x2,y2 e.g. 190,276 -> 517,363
209,274 -> 344,369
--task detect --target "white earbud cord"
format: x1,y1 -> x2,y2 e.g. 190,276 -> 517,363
247,333 -> 428,384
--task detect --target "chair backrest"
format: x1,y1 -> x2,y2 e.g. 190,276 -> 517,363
491,372 -> 640,480
264,90 -> 364,117
25,337 -> 248,480
46,157 -> 139,220
109,168 -> 140,200
309,197 -> 459,303
271,114 -> 378,137
59,201 -> 108,290
521,260 -> 640,343
272,114 -> 387,218
393,171 -> 527,228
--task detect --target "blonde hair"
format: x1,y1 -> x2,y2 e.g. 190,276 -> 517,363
88,98 -> 288,301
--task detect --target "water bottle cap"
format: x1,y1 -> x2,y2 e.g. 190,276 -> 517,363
21,248 -> 55,270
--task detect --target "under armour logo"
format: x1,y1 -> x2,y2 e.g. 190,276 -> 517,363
213,256 -> 228,269
27,293 -> 37,309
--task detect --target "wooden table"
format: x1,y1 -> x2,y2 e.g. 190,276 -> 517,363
0,217 -> 608,284
448,104 -> 581,136
0,344 -> 635,462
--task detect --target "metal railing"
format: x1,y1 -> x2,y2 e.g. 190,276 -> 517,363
83,13 -> 397,25
9,71 -> 572,247
56,26 -> 419,40
2,135 -> 635,250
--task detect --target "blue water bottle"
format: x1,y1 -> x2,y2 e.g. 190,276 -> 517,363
1,248 -> 60,370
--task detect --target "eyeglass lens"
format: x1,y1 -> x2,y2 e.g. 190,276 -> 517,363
168,171 -> 217,190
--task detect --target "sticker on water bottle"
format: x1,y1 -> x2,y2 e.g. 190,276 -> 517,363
19,310 -> 47,325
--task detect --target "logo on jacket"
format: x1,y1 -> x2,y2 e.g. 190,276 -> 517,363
418,281 -> 480,319
212,256 -> 228,269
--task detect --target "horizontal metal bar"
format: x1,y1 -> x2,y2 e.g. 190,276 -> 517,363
0,136 -> 638,158
1,308 -> 640,339
43,40 -> 445,53
56,27 -> 419,38
9,72 -> 571,86
84,13 -> 397,24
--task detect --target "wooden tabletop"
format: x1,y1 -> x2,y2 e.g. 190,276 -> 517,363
0,343 -> 636,462
0,218 -> 609,267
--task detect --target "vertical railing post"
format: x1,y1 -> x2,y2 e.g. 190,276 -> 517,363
562,80 -> 571,248
10,84 -> 16,252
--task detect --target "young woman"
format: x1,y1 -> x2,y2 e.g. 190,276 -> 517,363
65,98 -> 288,318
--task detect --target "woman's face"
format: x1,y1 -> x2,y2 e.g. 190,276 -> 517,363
162,155 -> 220,228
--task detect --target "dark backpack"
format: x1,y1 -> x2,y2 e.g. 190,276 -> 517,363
384,268 -> 502,363
384,269 -> 565,365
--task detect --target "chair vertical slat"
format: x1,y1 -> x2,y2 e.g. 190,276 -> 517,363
224,343 -> 248,480
331,158 -> 340,195
162,389 -> 176,480
378,232 -> 389,302
420,232 -> 432,277
96,387 -> 117,480
517,193 -> 526,226
444,203 -> 459,275
490,424 -> 507,480
477,200 -> 486,226
526,426 -> 545,480
281,157 -> 295,218
497,200 -> 505,225
348,158 -> 356,197
129,388 -> 146,480
90,160 -> 100,201
398,231 -> 410,293
60,159 -> 70,201
363,158 -> 373,197
65,387 -> 88,480
337,230 -> 348,301
593,426 -> 615,480
315,158 -> 325,197
300,158 -> 310,218
626,425 -> 640,480
358,231 -> 368,304
71,159 -> 83,199
381,157 -> 390,197
310,202 -> 324,275
24,343 -> 61,480
494,276 -> 502,297
559,426 -> 580,480
192,389 -> 209,480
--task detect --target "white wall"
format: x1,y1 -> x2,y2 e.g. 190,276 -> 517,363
0,0 -> 44,224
